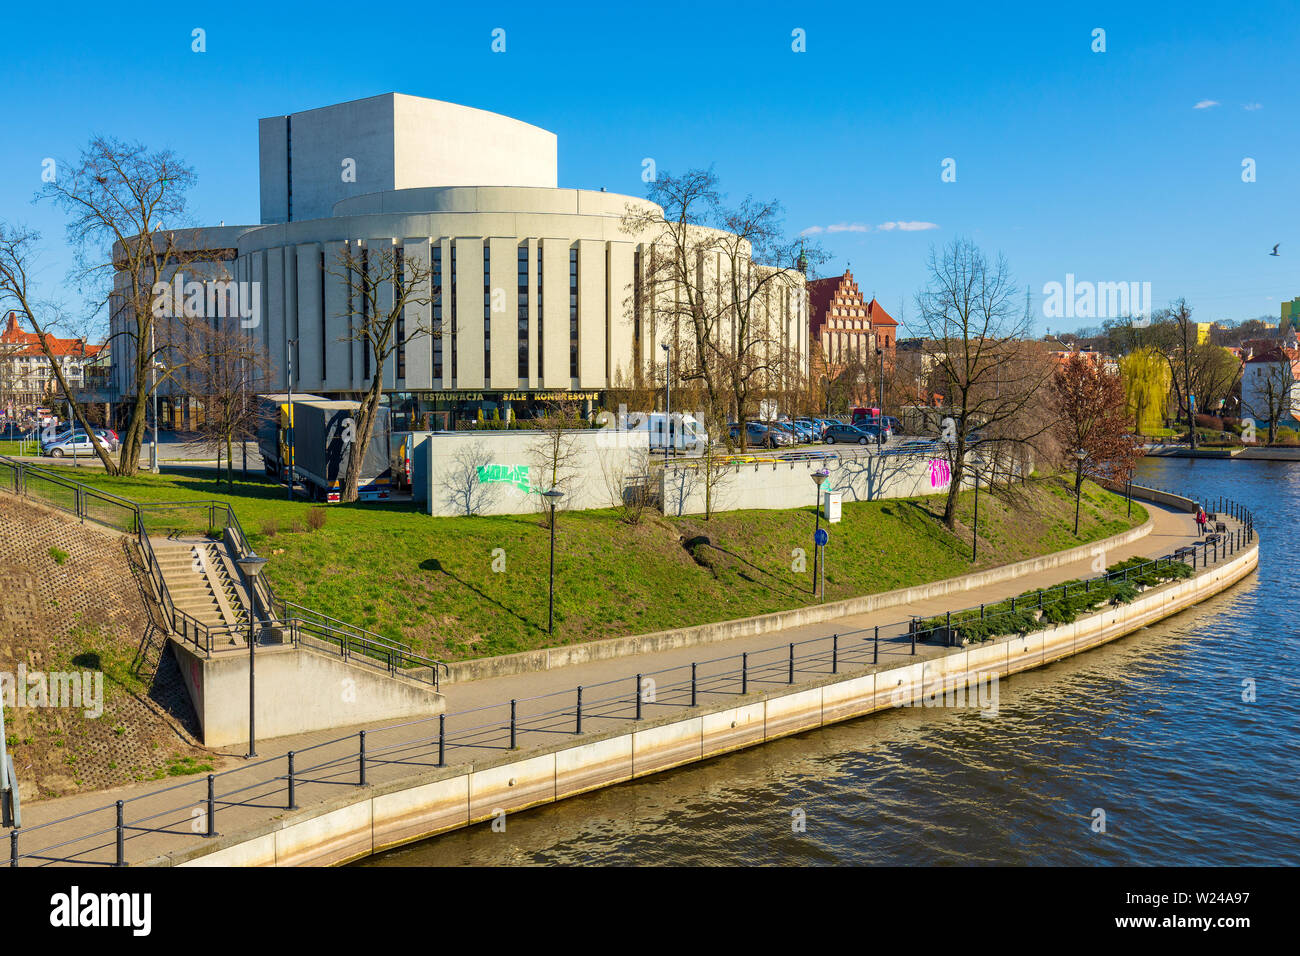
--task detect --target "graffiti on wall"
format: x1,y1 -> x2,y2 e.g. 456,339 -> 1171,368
928,459 -> 951,489
477,464 -> 532,492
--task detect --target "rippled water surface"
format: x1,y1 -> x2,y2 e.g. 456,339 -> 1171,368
365,458 -> 1299,866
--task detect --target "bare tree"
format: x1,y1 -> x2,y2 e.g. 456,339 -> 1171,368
529,400 -> 584,525
444,441 -> 504,516
36,137 -> 199,475
331,242 -> 435,502
175,319 -> 271,487
622,168 -> 822,450
1241,351 -> 1297,444
0,226 -> 117,468
597,442 -> 653,525
914,238 -> 1055,528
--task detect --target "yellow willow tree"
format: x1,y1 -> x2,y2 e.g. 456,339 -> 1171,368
1120,347 -> 1170,435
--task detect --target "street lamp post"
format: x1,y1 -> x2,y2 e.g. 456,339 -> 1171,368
661,343 -> 671,465
236,553 -> 269,758
876,346 -> 885,416
811,468 -> 829,598
971,465 -> 981,562
1073,449 -> 1088,536
150,323 -> 160,473
286,337 -> 298,500
543,489 -> 565,634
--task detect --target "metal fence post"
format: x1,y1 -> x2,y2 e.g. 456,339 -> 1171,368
788,643 -> 795,684
206,775 -> 216,837
509,700 -> 518,748
115,801 -> 125,867
635,675 -> 643,720
438,714 -> 446,766
690,663 -> 698,707
873,625 -> 879,665
741,653 -> 748,694
833,633 -> 840,672
358,731 -> 367,785
9,828 -> 16,866
287,752 -> 297,810
575,686 -> 583,734
1038,589 -> 1043,609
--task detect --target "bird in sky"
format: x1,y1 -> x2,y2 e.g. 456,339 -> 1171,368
1270,243 -> 1280,256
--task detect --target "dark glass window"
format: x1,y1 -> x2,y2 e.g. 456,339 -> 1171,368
537,241 -> 544,373
395,247 -> 405,381
569,247 -> 578,378
432,245 -> 443,379
483,243 -> 491,379
450,244 -> 457,381
518,244 -> 529,378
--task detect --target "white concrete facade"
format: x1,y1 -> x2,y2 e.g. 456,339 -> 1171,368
110,95 -> 808,426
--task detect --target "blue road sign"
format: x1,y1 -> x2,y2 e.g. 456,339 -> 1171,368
814,528 -> 828,547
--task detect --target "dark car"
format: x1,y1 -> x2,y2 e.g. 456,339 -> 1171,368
823,423 -> 879,445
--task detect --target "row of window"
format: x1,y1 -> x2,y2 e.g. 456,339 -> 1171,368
418,241 -> 580,383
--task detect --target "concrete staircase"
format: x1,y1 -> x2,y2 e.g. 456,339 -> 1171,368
151,539 -> 249,645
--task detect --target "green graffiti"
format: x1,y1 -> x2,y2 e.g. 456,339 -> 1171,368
477,464 -> 532,492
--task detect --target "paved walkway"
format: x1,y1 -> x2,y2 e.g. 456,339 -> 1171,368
7,498 -> 1246,866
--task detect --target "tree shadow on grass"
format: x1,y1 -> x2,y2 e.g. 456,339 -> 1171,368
419,557 -> 540,633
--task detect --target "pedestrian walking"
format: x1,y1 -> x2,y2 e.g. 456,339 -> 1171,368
1195,506 -> 1208,537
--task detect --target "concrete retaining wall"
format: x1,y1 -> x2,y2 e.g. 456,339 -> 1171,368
421,428 -> 650,517
661,449 -> 977,516
169,640 -> 444,748
442,508 -> 1156,683
164,538 -> 1257,867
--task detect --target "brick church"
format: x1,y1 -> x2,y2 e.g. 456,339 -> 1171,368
805,269 -> 897,404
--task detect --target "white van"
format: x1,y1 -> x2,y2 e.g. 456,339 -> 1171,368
621,410 -> 707,453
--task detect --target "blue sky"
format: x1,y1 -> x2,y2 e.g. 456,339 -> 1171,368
2,0 -> 1296,338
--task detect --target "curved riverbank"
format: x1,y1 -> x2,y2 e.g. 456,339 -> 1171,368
149,488 -> 1254,867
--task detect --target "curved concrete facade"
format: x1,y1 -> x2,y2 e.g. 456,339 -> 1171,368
108,95 -> 809,428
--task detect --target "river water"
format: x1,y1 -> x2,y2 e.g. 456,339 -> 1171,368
364,457 -> 1299,866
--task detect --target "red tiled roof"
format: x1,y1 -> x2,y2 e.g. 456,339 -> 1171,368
1,312 -> 100,358
866,298 -> 897,327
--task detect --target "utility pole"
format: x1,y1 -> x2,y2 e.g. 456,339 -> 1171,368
286,338 -> 298,500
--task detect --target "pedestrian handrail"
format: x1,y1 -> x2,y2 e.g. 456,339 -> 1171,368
0,478 -> 1256,866
0,456 -> 446,688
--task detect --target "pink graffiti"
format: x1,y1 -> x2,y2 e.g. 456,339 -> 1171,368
929,459 -> 951,488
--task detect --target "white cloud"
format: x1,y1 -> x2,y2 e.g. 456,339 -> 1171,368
877,221 -> 939,232
1244,102 -> 1263,111
802,220 -> 940,236
1193,100 -> 1220,109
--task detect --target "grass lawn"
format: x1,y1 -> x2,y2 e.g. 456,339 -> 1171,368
32,465 -> 1146,661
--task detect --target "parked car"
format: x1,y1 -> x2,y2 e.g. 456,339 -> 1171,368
794,418 -> 826,440
856,423 -> 891,443
728,421 -> 792,448
823,423 -> 879,445
771,420 -> 811,443
42,428 -> 119,457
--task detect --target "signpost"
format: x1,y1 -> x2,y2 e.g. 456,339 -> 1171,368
814,527 -> 828,601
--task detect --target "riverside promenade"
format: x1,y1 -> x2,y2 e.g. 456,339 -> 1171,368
8,495 -> 1246,866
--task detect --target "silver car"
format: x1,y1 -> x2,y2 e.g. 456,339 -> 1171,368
43,429 -> 118,457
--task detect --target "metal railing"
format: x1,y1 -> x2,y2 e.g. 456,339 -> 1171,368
0,480 -> 1256,867
0,456 -> 446,687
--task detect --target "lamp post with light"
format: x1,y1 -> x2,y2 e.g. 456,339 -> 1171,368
236,553 -> 268,758
661,343 -> 671,465
1073,449 -> 1088,536
811,468 -> 829,598
543,489 -> 564,634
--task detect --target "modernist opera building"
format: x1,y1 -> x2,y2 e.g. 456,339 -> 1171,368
112,93 -> 809,428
